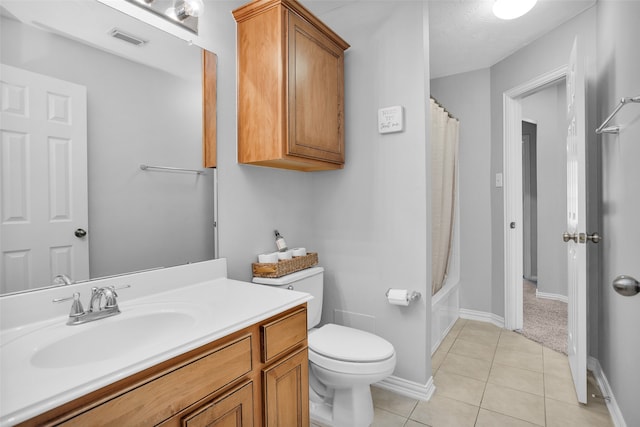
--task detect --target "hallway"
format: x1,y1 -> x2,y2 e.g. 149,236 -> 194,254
368,319 -> 613,426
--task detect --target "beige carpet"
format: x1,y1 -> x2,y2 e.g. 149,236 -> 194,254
517,280 -> 568,355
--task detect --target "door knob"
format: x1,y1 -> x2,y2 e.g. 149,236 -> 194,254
586,232 -> 602,244
562,232 -> 577,243
75,228 -> 87,238
612,275 -> 639,297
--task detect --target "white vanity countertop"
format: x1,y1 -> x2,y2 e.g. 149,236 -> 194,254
0,259 -> 311,426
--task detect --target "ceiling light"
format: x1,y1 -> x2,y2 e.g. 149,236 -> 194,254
493,0 -> 537,20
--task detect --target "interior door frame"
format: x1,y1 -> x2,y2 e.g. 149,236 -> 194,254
503,65 -> 567,330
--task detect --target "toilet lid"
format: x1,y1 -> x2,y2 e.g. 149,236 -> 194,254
308,324 -> 395,362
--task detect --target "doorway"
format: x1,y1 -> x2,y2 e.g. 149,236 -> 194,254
519,81 -> 569,354
502,66 -> 567,331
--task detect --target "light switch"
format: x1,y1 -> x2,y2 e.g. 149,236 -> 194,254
378,106 -> 404,134
495,173 -> 503,188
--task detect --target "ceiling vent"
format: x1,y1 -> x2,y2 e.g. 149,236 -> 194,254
109,28 -> 147,46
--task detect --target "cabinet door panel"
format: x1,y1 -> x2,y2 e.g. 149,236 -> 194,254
263,347 -> 309,427
288,12 -> 344,164
182,381 -> 254,427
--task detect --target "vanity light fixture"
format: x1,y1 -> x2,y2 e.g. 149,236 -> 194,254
493,0 -> 537,20
125,0 -> 203,34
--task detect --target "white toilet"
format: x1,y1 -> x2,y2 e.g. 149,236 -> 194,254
253,267 -> 396,427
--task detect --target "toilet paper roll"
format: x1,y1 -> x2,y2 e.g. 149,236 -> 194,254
258,252 -> 279,263
386,289 -> 410,306
277,250 -> 293,260
291,247 -> 307,257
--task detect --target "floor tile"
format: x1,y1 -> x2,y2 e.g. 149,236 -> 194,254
462,319 -> 502,333
457,325 -> 500,346
544,372 -> 579,404
449,337 -> 497,362
488,362 -> 544,396
475,408 -> 541,427
371,386 -> 418,417
439,352 -> 492,381
403,420 -> 429,427
481,383 -> 545,426
498,330 -> 544,355
433,370 -> 486,406
410,394 -> 478,427
431,346 -> 447,373
363,317 -> 619,427
543,347 -> 572,379
436,334 -> 456,353
493,347 -> 544,372
370,407 -> 408,427
448,318 -> 467,337
545,397 -> 615,427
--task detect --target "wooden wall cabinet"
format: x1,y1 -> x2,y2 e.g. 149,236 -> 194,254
233,0 -> 350,172
20,305 -> 309,427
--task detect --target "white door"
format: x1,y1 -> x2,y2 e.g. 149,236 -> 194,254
0,64 -> 89,293
564,38 -> 587,404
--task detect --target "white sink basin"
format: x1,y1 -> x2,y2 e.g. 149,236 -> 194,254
31,309 -> 198,369
1,302 -> 210,374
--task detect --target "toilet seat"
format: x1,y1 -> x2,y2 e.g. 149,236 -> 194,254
308,324 -> 396,375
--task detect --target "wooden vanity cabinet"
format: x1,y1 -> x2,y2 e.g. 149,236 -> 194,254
19,304 -> 308,427
233,0 -> 350,172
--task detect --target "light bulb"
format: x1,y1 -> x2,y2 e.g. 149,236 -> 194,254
173,0 -> 204,20
493,0 -> 537,20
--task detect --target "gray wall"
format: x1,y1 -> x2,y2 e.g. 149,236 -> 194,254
0,16 -> 213,282
431,69 -> 493,314
204,1 -> 432,385
597,0 -> 640,425
312,1 -> 431,383
521,83 -> 568,298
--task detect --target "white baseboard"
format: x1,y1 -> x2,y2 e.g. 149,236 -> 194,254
459,308 -> 505,329
588,356 -> 627,427
375,375 -> 435,402
535,290 -> 568,303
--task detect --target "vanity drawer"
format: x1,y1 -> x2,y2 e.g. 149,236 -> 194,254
261,307 -> 307,363
61,334 -> 253,426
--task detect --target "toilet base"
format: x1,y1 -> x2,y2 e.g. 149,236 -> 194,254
309,385 -> 374,427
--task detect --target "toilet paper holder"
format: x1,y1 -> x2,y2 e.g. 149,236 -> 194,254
385,288 -> 421,304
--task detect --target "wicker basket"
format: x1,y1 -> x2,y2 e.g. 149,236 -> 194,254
252,252 -> 318,278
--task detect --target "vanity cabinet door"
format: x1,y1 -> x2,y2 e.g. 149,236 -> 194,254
181,381 -> 254,427
263,347 -> 309,427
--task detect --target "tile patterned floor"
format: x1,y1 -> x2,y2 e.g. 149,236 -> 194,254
314,318 -> 615,427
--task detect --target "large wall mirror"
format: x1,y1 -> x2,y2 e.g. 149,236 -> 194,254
0,0 -> 215,295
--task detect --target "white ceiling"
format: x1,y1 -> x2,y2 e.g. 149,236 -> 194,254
428,0 -> 596,78
305,0 -> 596,79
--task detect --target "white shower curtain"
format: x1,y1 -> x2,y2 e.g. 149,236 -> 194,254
430,98 -> 459,295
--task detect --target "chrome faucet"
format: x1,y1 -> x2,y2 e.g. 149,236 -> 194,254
53,285 -> 130,325
53,274 -> 73,286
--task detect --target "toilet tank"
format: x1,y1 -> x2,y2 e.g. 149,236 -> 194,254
252,267 -> 324,329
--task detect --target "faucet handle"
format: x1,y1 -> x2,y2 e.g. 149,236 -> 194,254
53,292 -> 85,318
103,285 -> 130,308
103,287 -> 118,308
